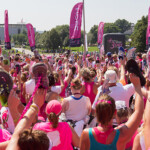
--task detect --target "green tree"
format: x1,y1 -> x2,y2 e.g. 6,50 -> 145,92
63,36 -> 69,47
104,23 -> 121,33
114,19 -> 131,33
130,16 -> 148,52
12,34 -> 27,45
89,25 -> 98,44
42,31 -> 51,49
49,29 -> 61,50
55,25 -> 69,47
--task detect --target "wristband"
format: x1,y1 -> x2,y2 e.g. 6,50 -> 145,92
30,104 -> 39,112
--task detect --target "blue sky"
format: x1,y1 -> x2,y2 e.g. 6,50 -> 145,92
0,0 -> 150,32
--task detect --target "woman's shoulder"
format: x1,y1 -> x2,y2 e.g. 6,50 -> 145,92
33,122 -> 50,131
58,122 -> 70,128
83,128 -> 91,135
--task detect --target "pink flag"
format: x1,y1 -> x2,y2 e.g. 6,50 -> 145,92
4,10 -> 11,49
147,7 -> 150,48
0,46 -> 2,56
146,27 -> 148,45
97,22 -> 105,46
69,2 -> 83,47
26,23 -> 36,51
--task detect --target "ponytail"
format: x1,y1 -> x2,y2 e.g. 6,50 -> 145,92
48,112 -> 59,128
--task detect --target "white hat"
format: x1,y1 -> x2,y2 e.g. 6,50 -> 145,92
104,70 -> 117,83
115,101 -> 126,110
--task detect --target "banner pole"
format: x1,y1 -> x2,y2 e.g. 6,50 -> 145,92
83,0 -> 86,55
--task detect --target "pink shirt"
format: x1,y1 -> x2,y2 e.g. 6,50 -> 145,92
56,80 -> 68,98
60,80 -> 68,97
93,127 -> 114,144
82,81 -> 96,104
0,129 -> 11,143
33,122 -> 73,150
38,103 -> 47,121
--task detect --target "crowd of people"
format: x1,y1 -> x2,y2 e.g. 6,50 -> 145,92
0,49 -> 150,150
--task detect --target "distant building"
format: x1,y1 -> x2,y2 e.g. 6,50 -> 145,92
0,23 -> 36,43
124,23 -> 135,35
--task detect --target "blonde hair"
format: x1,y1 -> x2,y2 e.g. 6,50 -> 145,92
89,68 -> 96,78
71,78 -> 82,90
81,68 -> 91,82
23,64 -> 29,72
53,72 -> 59,83
142,54 -> 146,59
107,66 -> 118,75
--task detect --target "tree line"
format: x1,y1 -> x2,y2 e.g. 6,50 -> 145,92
11,17 -> 148,52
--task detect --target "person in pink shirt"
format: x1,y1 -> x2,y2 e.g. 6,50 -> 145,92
0,129 -> 11,143
81,68 -> 101,105
33,100 -> 79,150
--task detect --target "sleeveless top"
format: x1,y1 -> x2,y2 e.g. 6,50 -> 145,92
25,79 -> 35,95
93,127 -> 114,144
82,82 -> 96,104
65,95 -> 91,121
89,128 -> 120,150
140,132 -> 146,150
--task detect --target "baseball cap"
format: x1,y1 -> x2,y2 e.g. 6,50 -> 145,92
58,60 -> 62,66
104,70 -> 117,83
87,54 -> 90,57
46,100 -> 62,115
115,101 -> 126,110
118,47 -> 125,53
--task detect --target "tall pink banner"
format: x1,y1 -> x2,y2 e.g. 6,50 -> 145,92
4,10 -> 11,49
146,27 -> 148,45
147,7 -> 150,49
26,23 -> 36,51
97,22 -> 105,46
69,2 -> 83,47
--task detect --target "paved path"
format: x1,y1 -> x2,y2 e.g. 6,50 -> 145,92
15,47 -> 34,55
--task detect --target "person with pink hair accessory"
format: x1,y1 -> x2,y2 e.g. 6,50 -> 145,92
33,100 -> 79,150
80,74 -> 144,150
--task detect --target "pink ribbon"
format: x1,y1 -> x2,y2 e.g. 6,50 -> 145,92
19,77 -> 41,121
96,99 -> 112,105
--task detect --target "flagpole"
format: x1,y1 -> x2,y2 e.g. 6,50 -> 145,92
83,0 -> 86,55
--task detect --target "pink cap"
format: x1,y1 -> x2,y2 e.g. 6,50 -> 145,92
13,84 -> 17,89
42,55 -> 46,59
46,100 -> 62,115
47,56 -> 52,59
96,57 -> 99,60
87,54 -> 90,57
58,60 -> 62,65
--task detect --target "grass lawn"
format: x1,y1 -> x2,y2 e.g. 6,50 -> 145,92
65,46 -> 99,52
36,46 -> 100,54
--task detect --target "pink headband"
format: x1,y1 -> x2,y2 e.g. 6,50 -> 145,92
96,100 -> 112,105
71,82 -> 76,87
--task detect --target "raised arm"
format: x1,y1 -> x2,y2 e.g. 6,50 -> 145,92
119,73 -> 144,142
58,70 -> 65,92
6,89 -> 46,150
119,57 -> 126,81
8,90 -> 22,126
144,93 -> 150,149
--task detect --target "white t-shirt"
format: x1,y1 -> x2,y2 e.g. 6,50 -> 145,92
25,79 -> 35,95
51,86 -> 62,94
64,95 -> 91,121
92,83 -> 135,109
0,107 -> 15,134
